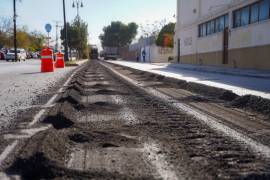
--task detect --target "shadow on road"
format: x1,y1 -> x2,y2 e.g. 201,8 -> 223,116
21,72 -> 42,75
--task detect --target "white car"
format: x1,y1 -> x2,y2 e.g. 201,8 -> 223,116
6,49 -> 27,62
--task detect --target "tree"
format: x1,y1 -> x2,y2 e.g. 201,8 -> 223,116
0,17 -> 12,48
0,17 -> 45,51
61,16 -> 89,59
139,19 -> 167,38
99,21 -> 138,48
28,31 -> 45,51
6,28 -> 45,51
16,29 -> 31,49
156,22 -> 175,48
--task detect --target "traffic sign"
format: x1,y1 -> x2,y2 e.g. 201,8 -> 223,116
45,24 -> 52,33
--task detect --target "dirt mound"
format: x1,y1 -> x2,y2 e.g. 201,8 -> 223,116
95,89 -> 128,96
219,91 -> 238,101
6,152 -> 60,179
69,133 -> 90,143
180,95 -> 209,103
91,83 -> 110,89
231,95 -> 270,117
42,113 -> 74,130
94,101 -> 111,107
102,143 -> 120,148
95,89 -> 117,95
183,82 -> 227,98
57,94 -> 79,105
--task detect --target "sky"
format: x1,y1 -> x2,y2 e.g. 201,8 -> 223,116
0,0 -> 176,49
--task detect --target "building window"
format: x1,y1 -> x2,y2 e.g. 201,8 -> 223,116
206,21 -> 211,35
199,24 -> 207,37
199,24 -> 203,37
241,6 -> 250,26
233,0 -> 270,28
225,14 -> 229,28
210,20 -> 215,34
202,23 -> 206,36
198,14 -> 228,37
216,16 -> 225,32
259,0 -> 270,21
251,3 -> 259,23
233,10 -> 241,28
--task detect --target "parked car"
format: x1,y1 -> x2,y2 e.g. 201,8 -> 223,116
5,49 -> 27,62
0,51 -> 5,60
31,52 -> 39,59
26,51 -> 32,59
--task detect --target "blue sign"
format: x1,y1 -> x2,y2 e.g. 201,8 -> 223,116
45,23 -> 52,33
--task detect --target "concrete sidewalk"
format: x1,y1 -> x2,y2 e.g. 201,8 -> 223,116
153,63 -> 270,79
107,60 -> 270,99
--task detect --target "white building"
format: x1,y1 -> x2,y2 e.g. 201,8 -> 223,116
128,36 -> 174,63
174,0 -> 270,70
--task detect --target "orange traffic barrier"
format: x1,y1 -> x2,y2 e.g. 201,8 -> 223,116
40,47 -> 54,73
55,52 -> 65,68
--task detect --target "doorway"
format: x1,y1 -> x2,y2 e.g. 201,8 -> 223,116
177,38 -> 180,63
223,27 -> 229,64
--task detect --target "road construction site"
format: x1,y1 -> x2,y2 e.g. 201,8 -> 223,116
0,60 -> 270,179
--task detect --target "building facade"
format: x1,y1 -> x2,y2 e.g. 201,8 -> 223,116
174,0 -> 270,70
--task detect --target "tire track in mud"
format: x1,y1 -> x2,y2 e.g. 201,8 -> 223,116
1,60 -> 270,179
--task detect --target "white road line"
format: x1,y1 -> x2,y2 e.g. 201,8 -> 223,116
0,141 -> 18,167
27,62 -> 87,127
101,62 -> 270,159
0,62 -> 88,168
45,94 -> 58,106
142,142 -> 182,180
28,109 -> 46,127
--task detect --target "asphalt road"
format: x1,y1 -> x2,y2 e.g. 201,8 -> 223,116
0,59 -> 75,129
0,60 -> 270,179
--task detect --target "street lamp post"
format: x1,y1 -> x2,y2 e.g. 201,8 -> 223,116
72,0 -> 84,17
13,0 -> 17,62
63,0 -> 69,61
72,0 -> 84,59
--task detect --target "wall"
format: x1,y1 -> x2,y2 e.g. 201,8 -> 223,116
140,45 -> 174,63
174,0 -> 270,70
119,46 -> 138,61
230,20 -> 270,49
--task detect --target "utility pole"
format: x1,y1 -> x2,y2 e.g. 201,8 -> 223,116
13,0 -> 17,62
63,0 -> 69,61
53,20 -> 62,51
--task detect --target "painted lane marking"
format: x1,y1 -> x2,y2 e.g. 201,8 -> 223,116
142,142 -> 183,180
0,141 -> 18,167
0,62 -> 88,168
27,61 -> 88,127
28,109 -> 46,127
4,126 -> 51,140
